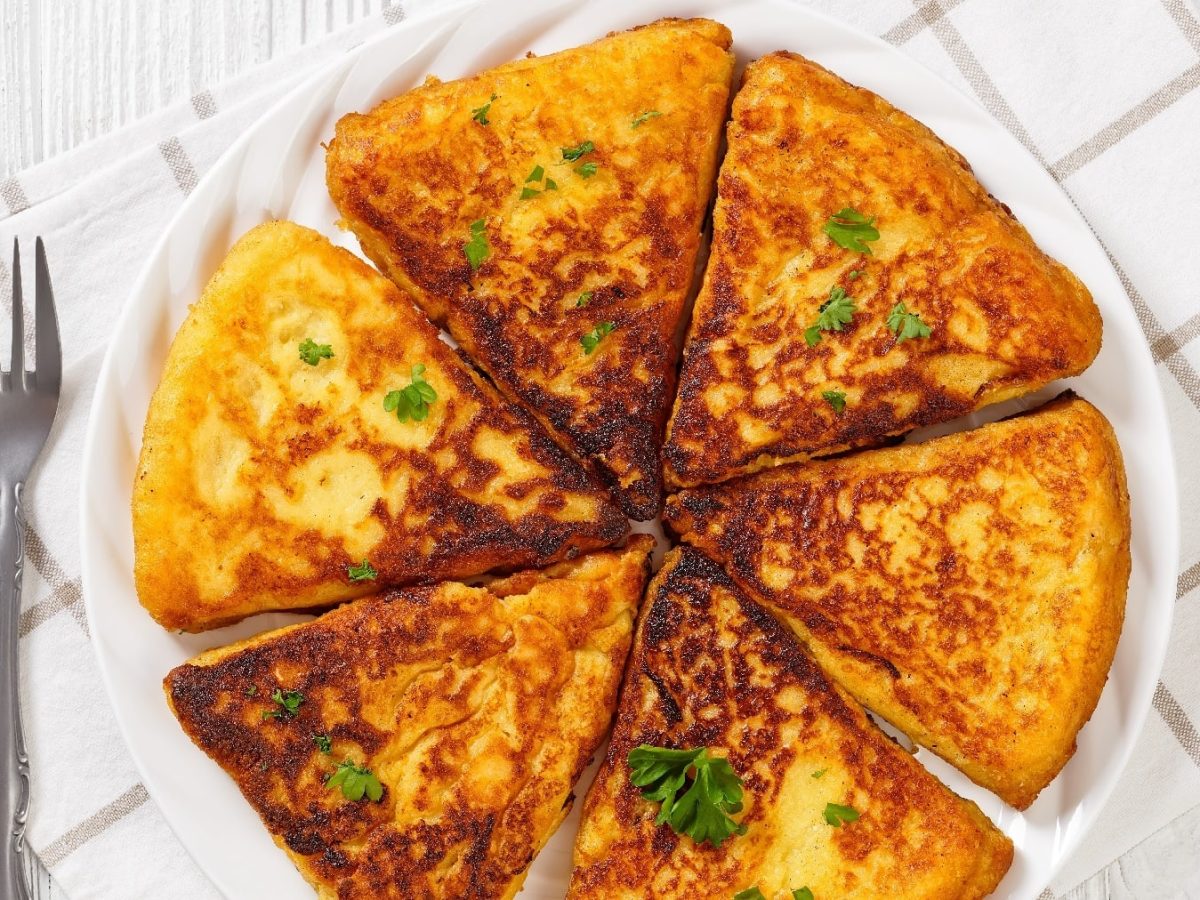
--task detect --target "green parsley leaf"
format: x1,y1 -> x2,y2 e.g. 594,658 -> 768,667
848,269 -> 862,280
298,338 -> 334,366
561,140 -> 595,161
314,734 -> 332,754
245,685 -> 258,698
822,391 -> 847,414
627,745 -> 746,848
520,187 -> 541,200
804,287 -> 856,346
632,110 -> 663,128
824,207 -> 880,255
575,291 -> 593,308
471,94 -> 497,125
811,768 -> 827,779
347,558 -> 377,582
794,890 -> 815,900
327,760 -> 384,803
733,889 -> 766,900
886,302 -> 932,342
576,161 -> 598,179
526,164 -> 545,183
383,363 -> 438,422
262,688 -> 304,721
580,321 -> 616,355
823,802 -> 860,827
463,218 -> 489,271
545,177 -> 558,191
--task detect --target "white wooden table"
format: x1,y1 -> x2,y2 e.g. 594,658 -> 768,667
2,1 -> 1199,898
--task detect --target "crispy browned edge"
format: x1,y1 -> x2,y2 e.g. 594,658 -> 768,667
661,51 -> 1102,490
568,546 -> 1013,898
163,535 -> 656,897
325,18 -> 735,520
663,392 -> 1131,809
132,222 -> 629,632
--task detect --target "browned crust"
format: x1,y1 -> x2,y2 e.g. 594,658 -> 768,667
665,394 -> 1131,808
165,537 -> 655,899
662,51 -> 1102,489
133,222 -> 628,632
568,547 -> 1013,898
326,18 -> 735,518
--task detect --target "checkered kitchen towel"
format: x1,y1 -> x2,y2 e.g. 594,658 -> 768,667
1,0 -> 1198,897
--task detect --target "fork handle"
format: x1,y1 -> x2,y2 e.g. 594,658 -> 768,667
0,481 -> 32,900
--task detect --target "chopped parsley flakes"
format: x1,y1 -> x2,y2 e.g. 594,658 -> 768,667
298,338 -> 334,366
471,94 -> 497,125
347,559 -> 377,582
383,364 -> 438,422
327,760 -> 383,803
580,321 -> 616,355
463,218 -> 489,270
886,302 -> 932,342
262,688 -> 304,721
824,207 -> 880,255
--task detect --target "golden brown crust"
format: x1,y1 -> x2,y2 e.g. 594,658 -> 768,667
326,18 -> 735,519
166,537 -> 655,899
133,222 -> 627,632
662,52 -> 1102,489
665,394 -> 1130,808
568,547 -> 1012,899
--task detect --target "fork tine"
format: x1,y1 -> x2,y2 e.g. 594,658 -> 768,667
34,238 -> 61,393
10,239 -> 23,387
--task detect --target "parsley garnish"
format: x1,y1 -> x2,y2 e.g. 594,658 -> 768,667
823,802 -> 860,827
314,734 -> 332,754
575,291 -> 593,308
520,187 -> 541,200
526,164 -> 544,183
804,286 -> 856,347
383,363 -> 438,422
545,177 -> 558,190
848,269 -> 862,280
463,218 -> 489,271
632,110 -> 663,128
627,745 -> 746,848
298,338 -> 334,366
347,559 -> 377,582
811,768 -> 827,779
327,760 -> 384,803
733,890 -> 766,900
886,302 -> 932,342
561,140 -> 595,161
245,685 -> 258,698
824,208 -> 880,255
576,161 -> 598,178
794,890 -> 815,900
471,94 -> 497,125
822,391 -> 847,414
262,688 -> 304,721
580,321 -> 616,355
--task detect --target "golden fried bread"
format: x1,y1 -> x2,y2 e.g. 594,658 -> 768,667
166,537 -> 654,900
326,18 -> 735,519
666,394 -> 1130,809
662,52 -> 1101,489
568,547 -> 1012,899
134,221 -> 627,632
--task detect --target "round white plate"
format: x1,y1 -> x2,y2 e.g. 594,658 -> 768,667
80,0 -> 1179,897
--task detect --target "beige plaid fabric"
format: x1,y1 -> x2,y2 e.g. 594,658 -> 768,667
1,0 -> 1197,897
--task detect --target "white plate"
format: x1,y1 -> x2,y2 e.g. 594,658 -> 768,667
79,0 -> 1179,897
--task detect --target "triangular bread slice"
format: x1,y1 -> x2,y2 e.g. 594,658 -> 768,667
662,51 -> 1101,489
133,222 -> 627,632
166,537 -> 654,899
665,394 -> 1130,809
568,546 -> 1012,899
326,18 -> 735,519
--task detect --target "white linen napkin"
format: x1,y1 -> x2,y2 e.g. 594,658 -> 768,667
1,1 -> 1197,897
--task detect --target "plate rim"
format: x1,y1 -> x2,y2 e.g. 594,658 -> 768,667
77,1 -> 1181,897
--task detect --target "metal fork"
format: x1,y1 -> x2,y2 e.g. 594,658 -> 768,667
1,239 -> 61,900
